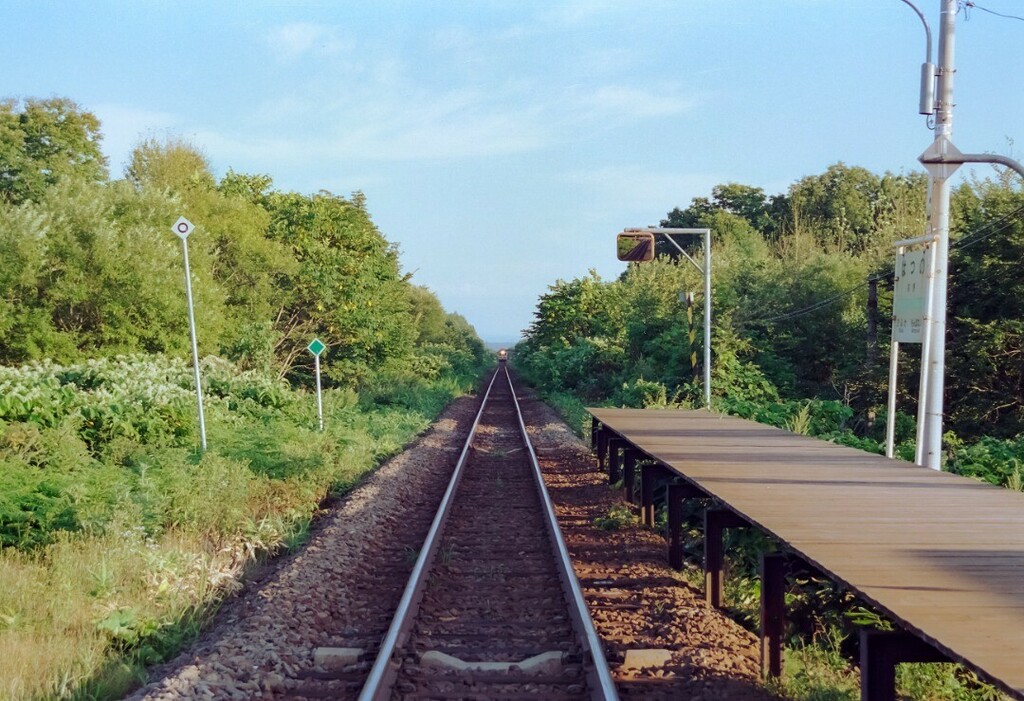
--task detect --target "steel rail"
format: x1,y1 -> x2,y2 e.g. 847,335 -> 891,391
357,366 -> 501,701
501,365 -> 620,701
358,366 -> 619,700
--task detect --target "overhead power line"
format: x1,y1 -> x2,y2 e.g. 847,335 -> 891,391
737,203 -> 1024,327
963,1 -> 1024,22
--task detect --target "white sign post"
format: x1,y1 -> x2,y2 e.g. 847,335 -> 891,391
172,216 -> 207,452
885,235 -> 936,463
893,246 -> 930,343
308,338 -> 326,432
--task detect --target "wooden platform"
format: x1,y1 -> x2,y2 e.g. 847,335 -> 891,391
588,407 -> 1024,699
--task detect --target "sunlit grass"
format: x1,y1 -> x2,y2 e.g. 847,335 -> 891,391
0,359 -> 483,700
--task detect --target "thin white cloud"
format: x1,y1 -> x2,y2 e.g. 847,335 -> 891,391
582,84 -> 694,118
537,0 -> 630,26
267,22 -> 350,61
192,82 -> 550,166
564,166 -> 722,218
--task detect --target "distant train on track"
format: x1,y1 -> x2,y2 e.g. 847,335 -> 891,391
497,348 -> 508,362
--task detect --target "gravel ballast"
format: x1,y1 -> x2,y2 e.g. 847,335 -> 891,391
127,394 -> 482,700
517,384 -> 778,701
128,377 -> 778,700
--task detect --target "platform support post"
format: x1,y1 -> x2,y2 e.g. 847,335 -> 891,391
859,630 -> 947,701
607,438 -> 625,484
760,553 -> 787,679
623,449 -> 639,504
640,464 -> 663,527
596,428 -> 608,470
704,508 -> 748,608
667,483 -> 705,570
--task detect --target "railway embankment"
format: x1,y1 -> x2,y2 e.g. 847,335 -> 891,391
129,368 -> 776,700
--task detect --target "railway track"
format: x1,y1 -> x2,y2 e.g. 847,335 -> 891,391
129,369 -> 771,701
358,365 -> 618,701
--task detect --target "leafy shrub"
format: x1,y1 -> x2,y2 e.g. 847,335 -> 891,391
593,505 -> 637,531
947,436 -> 1024,487
613,378 -> 669,408
0,456 -> 78,548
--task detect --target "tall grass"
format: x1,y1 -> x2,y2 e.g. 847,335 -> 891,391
0,355 -> 484,699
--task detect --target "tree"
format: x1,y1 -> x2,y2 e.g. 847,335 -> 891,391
126,136 -> 215,192
265,190 -> 414,384
662,183 -> 770,231
0,98 -> 107,205
946,176 -> 1024,435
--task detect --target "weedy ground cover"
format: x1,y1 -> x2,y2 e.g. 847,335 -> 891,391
0,354 -> 483,700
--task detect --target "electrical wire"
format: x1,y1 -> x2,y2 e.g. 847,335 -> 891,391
952,202 -> 1024,250
741,279 -> 873,327
736,202 -> 1024,328
964,1 -> 1024,21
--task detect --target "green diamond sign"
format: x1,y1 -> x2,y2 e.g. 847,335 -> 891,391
308,338 -> 326,356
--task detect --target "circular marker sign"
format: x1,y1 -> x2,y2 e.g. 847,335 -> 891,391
172,216 -> 195,240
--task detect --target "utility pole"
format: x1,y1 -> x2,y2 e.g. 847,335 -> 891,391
617,227 -> 712,408
920,0 -> 957,470
866,277 -> 879,366
898,0 -> 1024,468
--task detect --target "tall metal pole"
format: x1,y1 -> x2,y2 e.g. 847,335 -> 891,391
703,234 -> 712,409
314,353 -> 324,432
921,0 -> 956,470
181,237 -> 207,452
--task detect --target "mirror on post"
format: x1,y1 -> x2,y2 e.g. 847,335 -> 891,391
616,231 -> 656,261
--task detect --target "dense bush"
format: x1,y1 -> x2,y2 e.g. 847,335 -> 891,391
0,96 -> 493,699
516,162 -> 1024,489
0,100 -> 488,384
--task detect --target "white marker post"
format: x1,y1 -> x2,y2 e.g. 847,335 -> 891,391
172,216 -> 207,452
886,234 -> 936,464
308,338 -> 326,432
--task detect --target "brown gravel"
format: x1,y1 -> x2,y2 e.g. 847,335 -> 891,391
126,393 -> 482,701
517,383 -> 779,701
128,375 -> 780,700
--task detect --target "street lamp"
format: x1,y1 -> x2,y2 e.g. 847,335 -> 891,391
617,227 -> 713,409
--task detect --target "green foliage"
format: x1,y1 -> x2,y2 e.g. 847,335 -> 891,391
0,116 -> 486,385
0,94 -> 493,700
593,505 -> 637,531
0,351 -> 485,700
612,378 -> 670,408
946,177 -> 1024,436
946,435 -> 1024,488
0,97 -> 107,205
517,162 -> 1022,701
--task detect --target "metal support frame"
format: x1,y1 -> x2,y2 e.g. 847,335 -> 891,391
640,463 -> 672,527
625,227 -> 713,408
591,417 -> 600,451
760,553 -> 787,679
667,483 -> 705,570
921,145 -> 1024,181
607,438 -> 626,484
859,630 -> 948,701
704,508 -> 749,608
596,428 -> 609,471
622,448 -> 640,504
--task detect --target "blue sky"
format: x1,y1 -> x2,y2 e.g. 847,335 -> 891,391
4,1 -> 1023,342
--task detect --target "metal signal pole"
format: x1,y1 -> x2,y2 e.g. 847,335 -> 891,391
920,0 -> 957,470
171,216 -> 207,452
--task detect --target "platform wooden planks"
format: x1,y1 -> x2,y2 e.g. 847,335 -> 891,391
589,407 -> 1024,699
